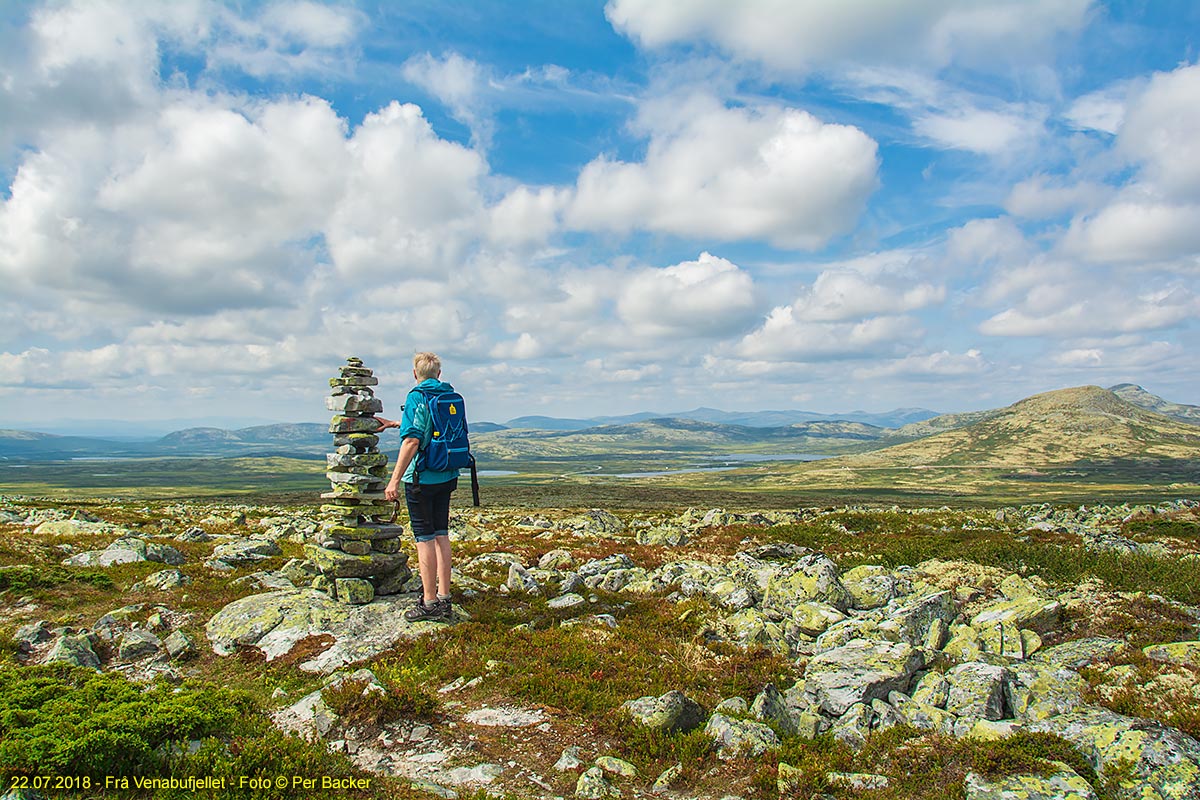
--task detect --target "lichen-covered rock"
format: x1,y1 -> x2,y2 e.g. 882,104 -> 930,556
622,690 -> 706,734
975,620 -> 1029,659
971,595 -> 1061,634
205,588 -> 460,673
912,671 -> 950,708
652,763 -> 683,793
538,549 -> 575,570
567,510 -> 625,536
802,639 -> 925,716
704,712 -> 780,759
876,590 -> 955,645
334,577 -> 374,605
790,601 -> 846,637
303,544 -> 407,578
963,764 -> 1098,800
1009,663 -> 1087,722
751,684 -> 796,734
706,608 -> 791,656
506,563 -> 542,595
61,547 -> 142,567
44,633 -> 100,670
1143,641 -> 1200,670
596,756 -> 637,777
636,526 -> 688,547
164,629 -> 195,660
549,593 -> 586,610
830,701 -> 875,749
841,565 -> 905,609
1028,707 -> 1200,799
575,766 -> 618,799
1030,637 -> 1124,671
945,662 -> 1015,722
117,629 -> 162,660
816,617 -> 883,651
130,568 -> 190,592
763,553 -> 852,612
888,691 -> 957,735
211,538 -> 282,566
964,720 -> 1023,741
577,553 -> 634,579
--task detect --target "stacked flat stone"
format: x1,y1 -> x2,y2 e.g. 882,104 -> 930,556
301,357 -> 410,605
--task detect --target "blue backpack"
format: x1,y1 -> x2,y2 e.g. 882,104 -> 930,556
412,388 -> 480,505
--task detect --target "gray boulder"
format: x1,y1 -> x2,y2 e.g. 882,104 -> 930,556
763,553 -> 853,612
963,765 -> 1097,800
1029,708 -> 1200,799
751,684 -> 796,734
945,662 -> 1015,722
44,633 -> 100,670
211,538 -> 283,566
164,630 -> 195,660
130,568 -> 190,592
875,590 -> 955,645
575,766 -> 618,799
117,629 -> 163,660
623,690 -> 706,734
802,639 -> 925,716
704,712 -> 780,759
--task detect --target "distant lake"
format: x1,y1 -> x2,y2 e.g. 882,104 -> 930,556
611,466 -> 737,478
715,453 -> 830,462
478,469 -> 519,476
610,453 -> 829,478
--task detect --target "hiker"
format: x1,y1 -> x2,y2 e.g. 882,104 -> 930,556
375,352 -> 460,622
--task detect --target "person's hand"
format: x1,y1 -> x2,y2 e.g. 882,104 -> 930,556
385,480 -> 401,502
374,416 -> 396,431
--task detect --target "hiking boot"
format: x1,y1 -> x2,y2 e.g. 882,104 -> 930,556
435,597 -> 453,621
404,600 -> 443,622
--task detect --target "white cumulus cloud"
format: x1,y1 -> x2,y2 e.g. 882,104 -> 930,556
605,0 -> 1092,73
566,97 -> 878,248
616,252 -> 759,338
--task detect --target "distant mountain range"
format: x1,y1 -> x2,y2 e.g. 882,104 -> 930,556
505,405 -> 939,430
1,384 -> 1196,463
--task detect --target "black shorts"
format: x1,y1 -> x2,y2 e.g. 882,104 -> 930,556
404,478 -> 457,542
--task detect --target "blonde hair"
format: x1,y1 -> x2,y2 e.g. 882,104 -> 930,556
413,352 -> 441,380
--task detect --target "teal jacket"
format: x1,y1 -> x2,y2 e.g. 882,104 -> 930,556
399,379 -> 461,485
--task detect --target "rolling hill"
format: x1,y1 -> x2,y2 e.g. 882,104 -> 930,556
840,386 -> 1200,468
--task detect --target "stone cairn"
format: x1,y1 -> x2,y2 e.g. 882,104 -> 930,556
299,357 -> 411,604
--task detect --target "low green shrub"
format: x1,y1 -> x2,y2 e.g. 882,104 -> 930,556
321,670 -> 438,729
1123,516 -> 1200,541
592,710 -> 714,786
0,565 -> 114,592
0,664 -> 255,779
0,663 -> 400,799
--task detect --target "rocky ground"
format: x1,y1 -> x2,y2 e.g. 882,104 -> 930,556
2,497 -> 1199,799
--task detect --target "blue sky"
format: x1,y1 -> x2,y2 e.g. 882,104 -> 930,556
1,0 -> 1198,427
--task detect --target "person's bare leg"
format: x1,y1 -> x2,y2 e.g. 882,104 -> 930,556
434,535 -> 452,598
414,539 -> 438,604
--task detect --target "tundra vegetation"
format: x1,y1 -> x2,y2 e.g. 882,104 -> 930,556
1,494 -> 1198,800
